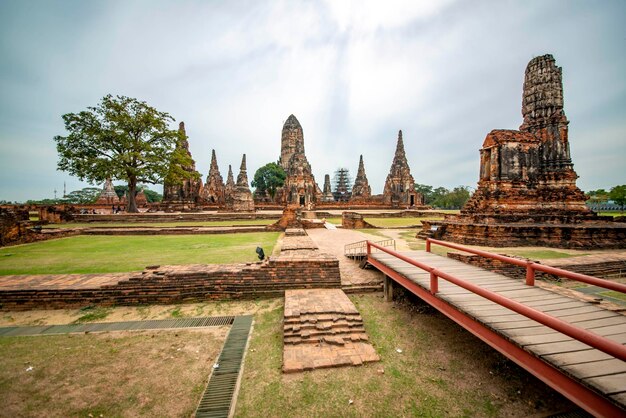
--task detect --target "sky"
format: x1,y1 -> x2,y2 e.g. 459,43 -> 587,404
0,0 -> 625,202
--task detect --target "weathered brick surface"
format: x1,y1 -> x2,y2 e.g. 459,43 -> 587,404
282,289 -> 379,373
419,54 -> 626,249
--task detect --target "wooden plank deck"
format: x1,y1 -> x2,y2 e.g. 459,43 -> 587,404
370,250 -> 626,411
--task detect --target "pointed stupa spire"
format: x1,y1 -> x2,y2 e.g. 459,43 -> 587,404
357,155 -> 366,176
201,149 -> 225,204
226,165 -> 235,188
391,130 -> 408,168
383,129 -> 417,206
210,149 -> 218,169
280,114 -> 305,170
351,155 -> 371,199
236,155 -> 248,186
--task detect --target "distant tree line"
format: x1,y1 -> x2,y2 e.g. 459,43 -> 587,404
414,184 -> 472,209
586,185 -> 626,212
23,185 -> 162,205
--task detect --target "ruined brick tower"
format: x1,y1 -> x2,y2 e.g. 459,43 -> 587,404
383,131 -> 421,207
417,54 -> 626,249
463,54 -> 588,216
200,149 -> 225,205
351,155 -> 371,200
228,155 -> 254,211
224,164 -> 235,208
162,122 -> 202,204
279,114 -> 304,171
95,178 -> 120,205
321,174 -> 334,202
280,115 -> 320,207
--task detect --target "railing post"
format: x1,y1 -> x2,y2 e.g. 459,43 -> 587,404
366,241 -> 371,257
526,262 -> 535,286
426,239 -> 431,253
430,271 -> 438,294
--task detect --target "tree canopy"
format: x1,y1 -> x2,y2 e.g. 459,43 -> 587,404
251,162 -> 286,199
54,94 -> 187,212
609,185 -> 626,212
415,183 -> 471,209
114,184 -> 162,203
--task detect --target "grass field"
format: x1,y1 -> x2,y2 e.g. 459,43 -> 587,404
598,211 -> 624,217
0,233 -> 280,275
235,294 -> 573,417
42,219 -> 276,228
0,296 -> 575,416
0,329 -> 225,417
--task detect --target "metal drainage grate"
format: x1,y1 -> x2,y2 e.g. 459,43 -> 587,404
195,315 -> 253,418
0,316 -> 235,337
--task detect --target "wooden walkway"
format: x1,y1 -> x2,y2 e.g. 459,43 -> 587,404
369,250 -> 626,416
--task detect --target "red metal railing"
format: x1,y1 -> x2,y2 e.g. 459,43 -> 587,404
426,238 -> 626,292
367,240 -> 626,361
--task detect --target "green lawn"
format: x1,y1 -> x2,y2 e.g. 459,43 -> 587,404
364,217 -> 443,228
42,219 -> 276,228
0,233 -> 280,275
235,294 -> 572,417
598,211 -> 624,217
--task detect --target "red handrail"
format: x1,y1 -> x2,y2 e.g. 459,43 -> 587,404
367,241 -> 626,361
426,238 -> 626,293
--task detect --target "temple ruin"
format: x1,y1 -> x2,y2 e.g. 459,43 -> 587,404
228,155 -> 255,212
95,178 -> 120,205
162,122 -> 202,204
420,54 -> 625,248
321,174 -> 334,202
278,116 -> 320,207
200,149 -> 225,205
278,114 -> 304,171
383,131 -> 422,207
351,155 -> 371,201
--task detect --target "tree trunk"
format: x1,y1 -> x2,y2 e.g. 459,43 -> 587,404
127,178 -> 138,213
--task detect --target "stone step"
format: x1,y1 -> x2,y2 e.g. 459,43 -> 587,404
284,327 -> 367,340
284,333 -> 370,346
284,320 -> 364,332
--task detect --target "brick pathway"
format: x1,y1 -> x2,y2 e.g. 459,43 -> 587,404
0,272 -> 133,290
306,228 -> 383,287
282,289 -> 379,373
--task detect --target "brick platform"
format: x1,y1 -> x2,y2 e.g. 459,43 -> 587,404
0,228 -> 342,310
282,289 -> 379,373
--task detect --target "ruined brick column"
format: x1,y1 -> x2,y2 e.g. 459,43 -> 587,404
519,54 -> 573,173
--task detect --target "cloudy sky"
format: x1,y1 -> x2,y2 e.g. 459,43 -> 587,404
1,0 -> 625,202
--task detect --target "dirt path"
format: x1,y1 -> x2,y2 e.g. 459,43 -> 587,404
306,228 -> 383,287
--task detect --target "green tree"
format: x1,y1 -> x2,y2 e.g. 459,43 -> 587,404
586,188 -> 609,203
142,188 -> 162,203
446,186 -> 471,209
63,187 -> 101,204
430,187 -> 449,208
251,162 -> 286,199
414,183 -> 434,204
54,94 -> 188,212
113,184 -> 162,203
609,185 -> 626,213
